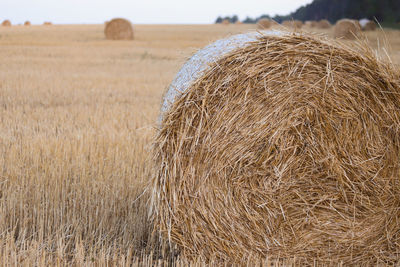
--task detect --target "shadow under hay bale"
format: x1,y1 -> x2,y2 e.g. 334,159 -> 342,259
153,31 -> 400,265
104,18 -> 134,40
334,19 -> 361,40
2,20 -> 11,27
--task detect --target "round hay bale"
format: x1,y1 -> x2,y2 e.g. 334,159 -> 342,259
24,21 -> 31,26
317,19 -> 331,29
2,20 -> 11,27
154,31 -> 400,265
104,18 -> 134,40
257,18 -> 272,29
43,22 -> 52,26
359,18 -> 377,31
221,19 -> 230,25
235,21 -> 243,25
282,20 -> 302,29
304,20 -> 316,27
334,19 -> 361,40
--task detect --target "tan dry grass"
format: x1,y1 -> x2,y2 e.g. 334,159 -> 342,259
0,24 -> 399,266
154,32 -> 400,265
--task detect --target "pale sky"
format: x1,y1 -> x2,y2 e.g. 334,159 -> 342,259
1,0 -> 313,24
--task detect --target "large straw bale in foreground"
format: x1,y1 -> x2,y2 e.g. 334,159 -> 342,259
334,19 -> 361,39
104,18 -> 134,40
154,31 -> 400,265
2,20 -> 11,26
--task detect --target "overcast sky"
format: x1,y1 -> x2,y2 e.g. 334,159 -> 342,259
1,0 -> 313,24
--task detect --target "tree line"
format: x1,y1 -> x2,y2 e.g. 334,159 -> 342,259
216,0 -> 400,24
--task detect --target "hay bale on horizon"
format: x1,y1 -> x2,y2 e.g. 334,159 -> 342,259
104,18 -> 134,40
2,20 -> 11,27
235,21 -> 243,25
304,20 -> 317,27
282,20 -> 303,29
43,22 -> 52,26
24,21 -> 31,26
221,19 -> 230,25
316,19 -> 331,29
257,18 -> 272,29
153,31 -> 400,265
334,19 -> 361,40
359,18 -> 377,31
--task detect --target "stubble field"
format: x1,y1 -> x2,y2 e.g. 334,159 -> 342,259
0,23 -> 400,265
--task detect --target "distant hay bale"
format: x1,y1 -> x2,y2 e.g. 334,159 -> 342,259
282,20 -> 302,29
221,19 -> 230,25
304,20 -> 316,27
334,19 -> 361,40
2,20 -> 11,27
316,19 -> 331,29
359,18 -> 377,31
154,31 -> 400,265
24,21 -> 31,26
257,18 -> 272,29
43,22 -> 52,26
235,21 -> 243,25
104,18 -> 134,40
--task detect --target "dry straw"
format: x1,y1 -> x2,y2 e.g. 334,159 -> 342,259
282,20 -> 303,29
2,20 -> 11,26
104,18 -> 134,40
316,19 -> 331,29
153,31 -> 400,265
257,18 -> 272,29
334,19 -> 361,40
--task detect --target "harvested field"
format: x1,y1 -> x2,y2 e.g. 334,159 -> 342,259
0,24 -> 400,265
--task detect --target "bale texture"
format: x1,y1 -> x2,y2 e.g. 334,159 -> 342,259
257,18 -> 272,29
104,18 -> 134,40
221,19 -> 230,25
317,19 -> 331,29
2,20 -> 11,27
360,19 -> 377,31
282,20 -> 303,29
24,21 -> 31,26
334,19 -> 361,39
154,31 -> 400,265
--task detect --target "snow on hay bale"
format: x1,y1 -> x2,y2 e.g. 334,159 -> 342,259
334,19 -> 361,39
316,19 -> 331,29
359,18 -> 377,31
104,18 -> 134,40
2,20 -> 11,27
153,31 -> 400,265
